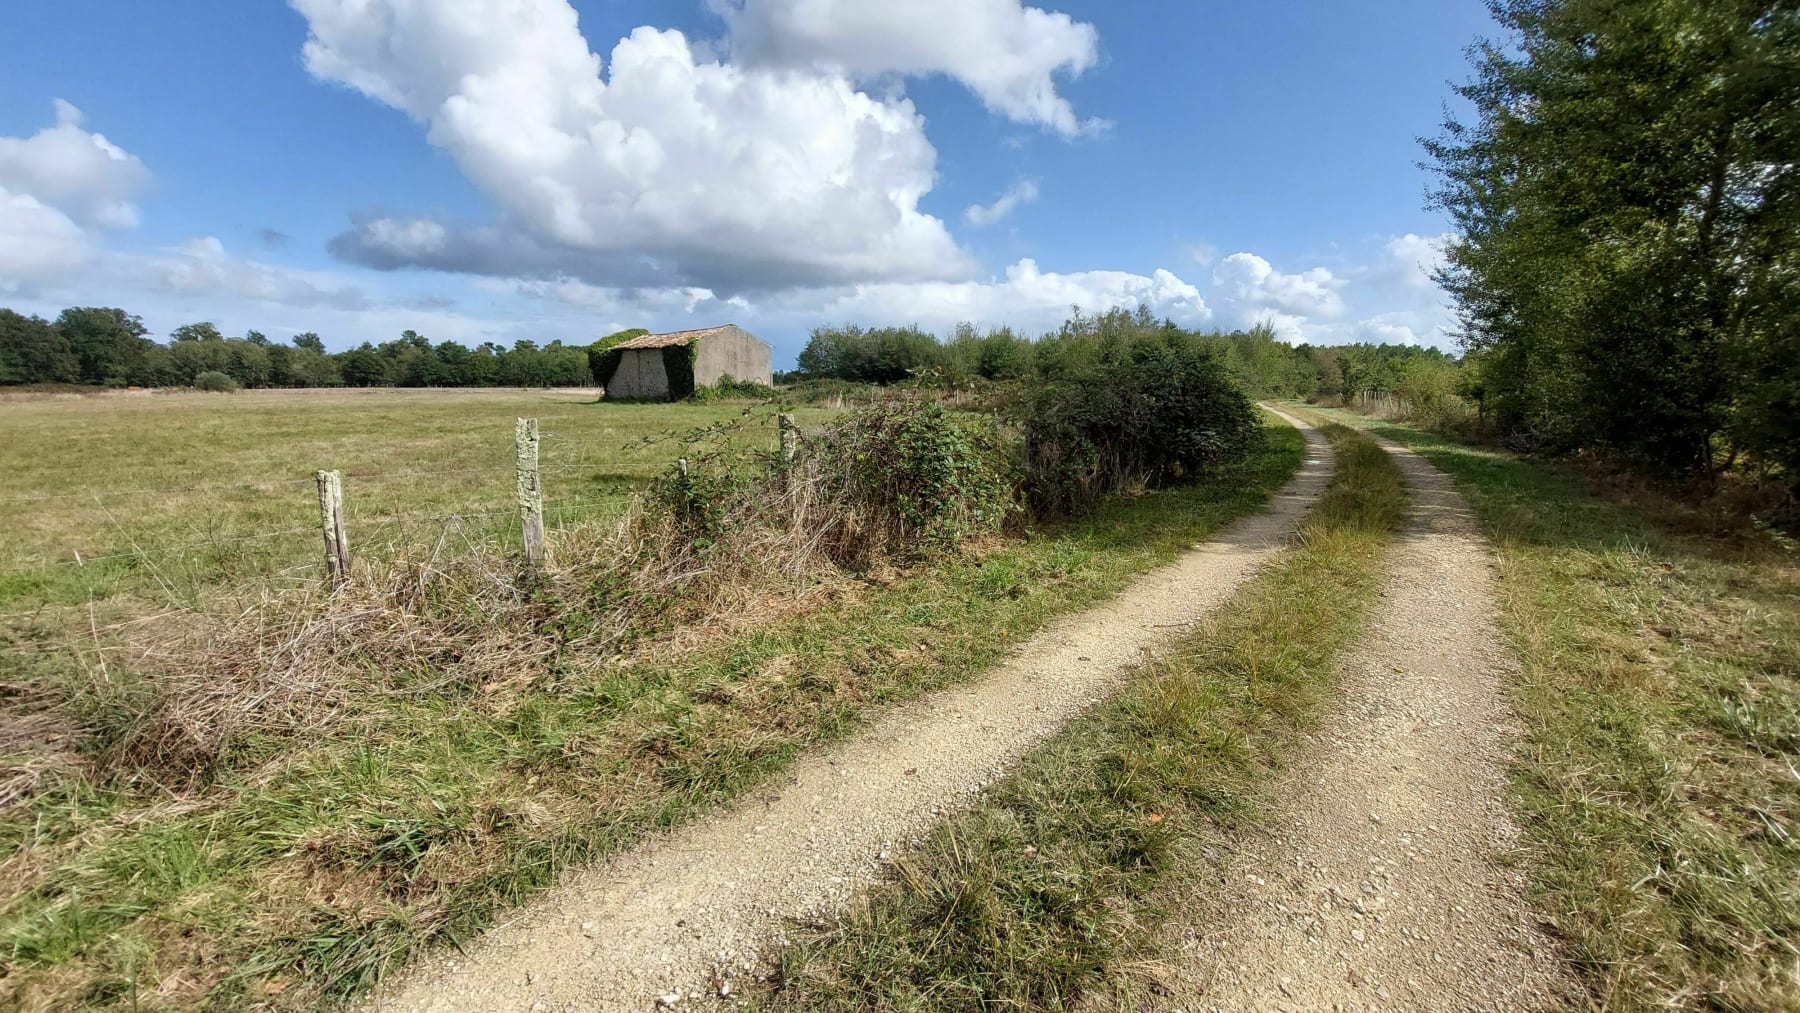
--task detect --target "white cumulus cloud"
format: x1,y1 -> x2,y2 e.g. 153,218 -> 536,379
814,259 -> 1209,333
1202,241 -> 1461,349
964,180 -> 1039,226
147,236 -> 372,310
0,101 -> 151,292
1212,252 -> 1346,319
293,0 -> 976,293
514,257 -> 1210,339
0,186 -> 90,290
1383,232 -> 1450,291
0,100 -> 149,230
715,0 -> 1102,136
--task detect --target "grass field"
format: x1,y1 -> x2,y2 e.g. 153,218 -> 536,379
0,392 -> 1309,1010
1315,408 -> 1800,1011
0,387 -> 831,614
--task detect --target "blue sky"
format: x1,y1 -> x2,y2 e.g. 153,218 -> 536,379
0,0 -> 1491,363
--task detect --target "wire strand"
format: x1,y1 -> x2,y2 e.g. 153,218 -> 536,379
9,499 -> 632,575
0,461 -> 650,504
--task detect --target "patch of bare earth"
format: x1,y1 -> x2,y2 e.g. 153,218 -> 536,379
365,412 -> 1334,1013
1159,431 -> 1575,1012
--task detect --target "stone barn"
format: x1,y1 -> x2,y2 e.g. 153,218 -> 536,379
602,324 -> 773,401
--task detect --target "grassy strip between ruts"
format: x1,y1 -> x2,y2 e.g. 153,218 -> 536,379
1311,409 -> 1800,1011
761,419 -> 1404,1010
0,418 -> 1306,1011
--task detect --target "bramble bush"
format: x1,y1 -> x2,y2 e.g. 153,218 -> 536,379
645,396 -> 1020,571
1007,331 -> 1260,515
647,331 -> 1261,569
808,397 -> 1020,562
648,456 -> 750,551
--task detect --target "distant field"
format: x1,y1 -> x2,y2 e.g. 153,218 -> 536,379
0,388 -> 825,614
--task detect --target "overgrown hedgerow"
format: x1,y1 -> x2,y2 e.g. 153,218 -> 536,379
648,395 -> 1017,574
89,384 -> 1253,791
1008,330 -> 1261,515
807,398 -> 1020,561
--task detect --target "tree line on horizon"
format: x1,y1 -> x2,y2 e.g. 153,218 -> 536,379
0,308 -> 595,390
789,307 -> 1463,410
1,302 -> 1455,407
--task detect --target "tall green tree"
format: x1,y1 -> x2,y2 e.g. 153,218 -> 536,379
339,344 -> 387,387
0,309 -> 76,384
1428,0 -> 1799,483
56,307 -> 150,385
170,322 -> 224,343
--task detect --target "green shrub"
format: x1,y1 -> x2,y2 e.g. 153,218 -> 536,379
809,397 -> 1021,562
640,345 -> 1256,569
779,378 -> 882,406
193,370 -> 241,393
634,398 -> 1018,575
648,458 -> 749,550
690,373 -> 775,402
1009,331 -> 1260,515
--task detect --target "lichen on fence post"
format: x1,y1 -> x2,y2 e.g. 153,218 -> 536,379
315,469 -> 349,590
515,417 -> 545,569
778,412 -> 798,466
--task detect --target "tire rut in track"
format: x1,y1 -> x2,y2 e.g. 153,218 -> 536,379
367,410 -> 1334,1013
1160,425 -> 1574,1013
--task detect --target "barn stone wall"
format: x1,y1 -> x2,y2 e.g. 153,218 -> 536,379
608,349 -> 670,399
694,325 -> 773,387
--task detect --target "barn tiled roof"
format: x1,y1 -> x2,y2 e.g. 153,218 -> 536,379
613,325 -> 733,350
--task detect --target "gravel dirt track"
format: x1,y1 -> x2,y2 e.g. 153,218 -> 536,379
1160,423 -> 1574,1012
366,410 -> 1333,1013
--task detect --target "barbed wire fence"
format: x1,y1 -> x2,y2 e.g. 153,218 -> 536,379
1,414 -> 800,635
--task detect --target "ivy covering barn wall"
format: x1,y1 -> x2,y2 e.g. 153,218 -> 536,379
587,327 -> 649,388
662,342 -> 699,400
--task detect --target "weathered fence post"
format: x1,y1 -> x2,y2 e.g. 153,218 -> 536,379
778,412 -> 797,466
515,417 -> 545,569
315,469 -> 349,590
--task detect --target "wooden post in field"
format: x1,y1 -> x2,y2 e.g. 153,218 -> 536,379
515,417 -> 545,569
778,412 -> 798,466
315,469 -> 349,590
